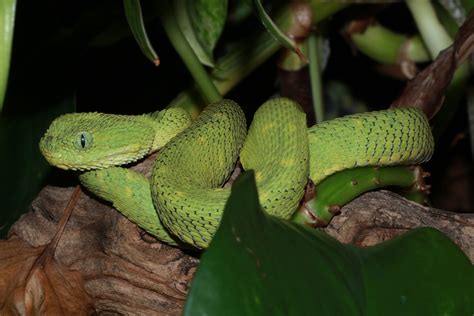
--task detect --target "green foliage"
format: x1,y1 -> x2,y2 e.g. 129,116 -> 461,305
185,171 -> 473,315
123,0 -> 160,65
158,0 -> 222,103
251,0 -> 306,62
174,0 -> 228,67
0,0 -> 15,111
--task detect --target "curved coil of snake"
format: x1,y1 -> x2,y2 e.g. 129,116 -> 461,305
40,98 -> 434,249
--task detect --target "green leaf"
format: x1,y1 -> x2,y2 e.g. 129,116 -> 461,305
252,0 -> 307,62
187,0 -> 227,64
185,171 -> 473,315
0,0 -> 15,112
123,0 -> 160,66
174,0 -> 227,67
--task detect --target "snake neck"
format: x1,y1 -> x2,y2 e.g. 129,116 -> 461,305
146,108 -> 193,152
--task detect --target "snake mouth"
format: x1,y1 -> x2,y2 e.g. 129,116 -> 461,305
41,152 -> 94,171
41,149 -> 147,171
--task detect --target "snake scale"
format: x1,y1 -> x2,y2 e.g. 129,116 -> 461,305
39,98 -> 434,248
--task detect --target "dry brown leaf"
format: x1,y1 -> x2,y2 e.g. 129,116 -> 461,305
0,239 -> 93,315
0,187 -> 93,315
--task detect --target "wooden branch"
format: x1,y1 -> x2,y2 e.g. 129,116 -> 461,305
325,190 -> 474,261
6,185 -> 473,314
8,185 -> 198,315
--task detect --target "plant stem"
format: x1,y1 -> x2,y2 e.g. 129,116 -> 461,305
308,34 -> 324,123
168,29 -> 279,118
350,23 -> 430,64
169,2 -> 349,116
291,166 -> 419,226
406,0 -> 453,58
158,1 -> 221,104
407,0 -> 471,140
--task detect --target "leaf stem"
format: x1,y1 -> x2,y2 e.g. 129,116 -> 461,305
349,23 -> 430,64
158,0 -> 221,104
406,0 -> 453,58
291,166 -> 419,226
169,2 -> 348,116
308,34 -> 324,123
406,0 -> 471,140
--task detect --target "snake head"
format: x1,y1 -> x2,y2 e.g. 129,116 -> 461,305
40,112 -> 155,171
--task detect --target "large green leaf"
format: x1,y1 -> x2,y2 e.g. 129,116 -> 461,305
185,171 -> 473,315
0,0 -> 15,111
174,0 -> 227,67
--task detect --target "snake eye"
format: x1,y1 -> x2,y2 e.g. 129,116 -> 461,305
76,131 -> 93,150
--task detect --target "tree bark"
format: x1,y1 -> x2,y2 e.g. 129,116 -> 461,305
326,190 -> 474,261
6,185 -> 473,315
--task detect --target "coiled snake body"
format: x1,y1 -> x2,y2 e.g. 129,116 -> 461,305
40,98 -> 434,248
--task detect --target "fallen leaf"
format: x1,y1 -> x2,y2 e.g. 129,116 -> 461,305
0,186 -> 93,315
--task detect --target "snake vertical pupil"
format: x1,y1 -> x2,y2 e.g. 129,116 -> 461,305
80,133 -> 86,148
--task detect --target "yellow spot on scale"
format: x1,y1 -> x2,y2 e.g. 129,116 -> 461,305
260,123 -> 275,134
174,191 -> 185,197
391,152 -> 402,161
259,191 -> 269,202
255,171 -> 264,182
287,125 -> 296,133
379,155 -> 391,164
280,158 -> 295,168
197,136 -> 206,144
125,187 -> 134,196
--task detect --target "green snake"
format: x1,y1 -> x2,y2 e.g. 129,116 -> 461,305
39,98 -> 434,249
